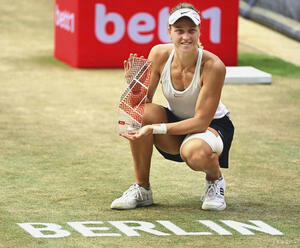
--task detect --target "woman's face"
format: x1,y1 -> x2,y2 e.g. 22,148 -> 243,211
168,17 -> 200,52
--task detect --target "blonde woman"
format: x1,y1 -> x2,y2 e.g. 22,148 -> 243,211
111,2 -> 234,211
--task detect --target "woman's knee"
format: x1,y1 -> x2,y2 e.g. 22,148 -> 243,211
181,140 -> 216,171
142,103 -> 167,125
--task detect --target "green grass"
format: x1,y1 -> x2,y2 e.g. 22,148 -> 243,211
0,0 -> 300,247
238,53 -> 300,76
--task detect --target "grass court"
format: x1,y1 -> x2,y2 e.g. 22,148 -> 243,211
0,1 -> 299,247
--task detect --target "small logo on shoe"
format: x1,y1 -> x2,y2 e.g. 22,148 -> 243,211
220,188 -> 224,196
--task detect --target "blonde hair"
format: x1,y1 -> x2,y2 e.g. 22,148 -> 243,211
170,2 -> 199,15
169,2 -> 203,48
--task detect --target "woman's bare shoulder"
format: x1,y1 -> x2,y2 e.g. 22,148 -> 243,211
202,50 -> 226,75
149,44 -> 174,62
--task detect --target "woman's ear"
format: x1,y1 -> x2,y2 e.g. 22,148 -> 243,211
168,26 -> 172,40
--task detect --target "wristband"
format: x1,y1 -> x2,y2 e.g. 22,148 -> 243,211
152,124 -> 167,134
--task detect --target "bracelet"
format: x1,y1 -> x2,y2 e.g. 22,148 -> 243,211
152,124 -> 167,134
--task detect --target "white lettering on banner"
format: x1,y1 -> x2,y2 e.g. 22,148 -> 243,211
18,220 -> 283,238
95,4 -> 125,44
158,7 -> 171,43
94,4 -> 222,44
128,13 -> 155,43
55,4 -> 75,33
201,7 -> 221,43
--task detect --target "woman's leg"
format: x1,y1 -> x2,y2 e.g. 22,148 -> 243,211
129,103 -> 183,187
180,138 -> 222,180
129,134 -> 153,187
180,130 -> 226,210
111,104 -> 184,210
180,127 -> 223,180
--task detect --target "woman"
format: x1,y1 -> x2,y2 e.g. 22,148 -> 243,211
111,3 -> 234,211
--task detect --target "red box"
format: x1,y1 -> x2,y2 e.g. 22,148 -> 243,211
54,0 -> 239,68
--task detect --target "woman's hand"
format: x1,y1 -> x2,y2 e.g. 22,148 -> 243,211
120,125 -> 153,140
124,53 -> 145,83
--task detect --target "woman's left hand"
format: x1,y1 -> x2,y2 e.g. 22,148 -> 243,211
120,125 -> 153,140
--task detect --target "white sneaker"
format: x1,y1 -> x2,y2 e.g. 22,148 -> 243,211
110,184 -> 153,210
201,176 -> 226,211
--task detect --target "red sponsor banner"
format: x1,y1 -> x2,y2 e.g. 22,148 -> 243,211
54,0 -> 239,68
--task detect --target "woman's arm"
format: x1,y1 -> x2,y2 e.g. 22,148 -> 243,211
146,44 -> 173,103
166,53 -> 226,135
124,50 -> 226,139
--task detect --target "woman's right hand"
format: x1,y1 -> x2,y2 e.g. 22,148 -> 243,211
124,53 -> 145,83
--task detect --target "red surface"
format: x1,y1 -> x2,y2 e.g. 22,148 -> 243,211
54,0 -> 239,68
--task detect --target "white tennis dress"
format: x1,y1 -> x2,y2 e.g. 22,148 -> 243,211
160,48 -> 229,120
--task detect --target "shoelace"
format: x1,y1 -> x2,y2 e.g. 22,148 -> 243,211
201,182 -> 217,201
206,183 -> 218,198
123,184 -> 144,200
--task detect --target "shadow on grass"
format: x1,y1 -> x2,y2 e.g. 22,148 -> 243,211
109,198 -> 300,220
238,53 -> 300,77
32,55 -> 72,69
